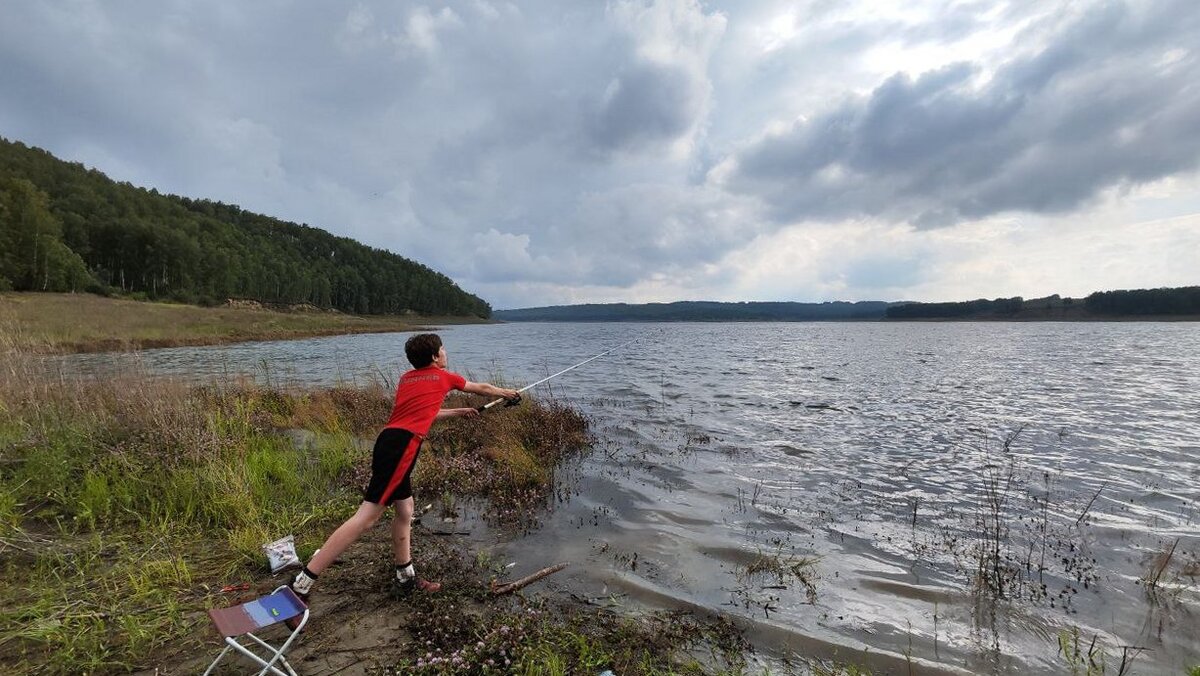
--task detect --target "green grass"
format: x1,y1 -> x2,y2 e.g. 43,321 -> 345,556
0,291 -> 486,353
0,341 -> 604,673
390,592 -> 748,676
0,354 -> 370,672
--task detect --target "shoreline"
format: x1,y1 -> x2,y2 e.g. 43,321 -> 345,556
0,292 -> 492,354
491,315 -> 1200,323
0,352 -> 763,675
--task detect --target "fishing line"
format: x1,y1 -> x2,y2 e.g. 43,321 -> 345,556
477,334 -> 645,411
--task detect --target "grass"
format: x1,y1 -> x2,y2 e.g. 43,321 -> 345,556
0,329 -> 592,673
737,547 -> 819,605
0,343 -> 366,672
1,334 -> 754,674
386,586 -> 749,675
1055,626 -> 1145,676
418,392 -> 593,529
0,291 -> 487,353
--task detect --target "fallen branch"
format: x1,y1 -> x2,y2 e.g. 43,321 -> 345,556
1075,482 -> 1107,527
1145,538 -> 1179,590
411,503 -> 434,524
490,562 -> 569,595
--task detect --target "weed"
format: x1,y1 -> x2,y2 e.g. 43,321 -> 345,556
945,427 -> 1099,609
1056,626 -> 1144,676
0,338 -> 596,673
393,594 -> 747,675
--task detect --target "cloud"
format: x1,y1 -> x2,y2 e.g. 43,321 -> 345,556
589,0 -> 726,154
722,0 -> 1200,227
556,182 -> 761,285
1,0 -> 1198,309
590,61 -> 704,151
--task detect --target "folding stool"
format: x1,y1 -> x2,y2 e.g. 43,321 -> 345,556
202,585 -> 309,676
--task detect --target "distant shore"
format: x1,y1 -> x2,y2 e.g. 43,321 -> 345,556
883,315 -> 1200,322
0,292 -> 489,354
493,315 -> 1200,323
494,290 -> 1200,323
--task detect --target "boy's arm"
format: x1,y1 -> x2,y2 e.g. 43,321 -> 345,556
435,407 -> 479,420
462,381 -> 520,400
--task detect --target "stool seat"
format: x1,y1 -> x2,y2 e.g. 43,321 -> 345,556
202,585 -> 309,676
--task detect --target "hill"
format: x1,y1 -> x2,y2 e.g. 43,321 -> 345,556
0,137 -> 490,317
496,288 -> 1200,323
885,288 -> 1200,320
494,300 -> 892,322
0,292 -> 489,353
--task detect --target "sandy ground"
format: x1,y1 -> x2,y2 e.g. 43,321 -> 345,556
137,525 -> 492,676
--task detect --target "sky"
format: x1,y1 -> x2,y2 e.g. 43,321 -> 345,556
1,1 -> 1198,310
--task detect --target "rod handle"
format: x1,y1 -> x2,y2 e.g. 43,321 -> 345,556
477,393 -> 521,412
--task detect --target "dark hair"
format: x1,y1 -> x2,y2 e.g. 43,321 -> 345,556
405,333 -> 443,368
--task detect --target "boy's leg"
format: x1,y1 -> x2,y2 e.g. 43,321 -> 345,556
308,501 -> 388,574
291,500 -> 387,599
392,496 -> 414,565
391,496 -> 441,593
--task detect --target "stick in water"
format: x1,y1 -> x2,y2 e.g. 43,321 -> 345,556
490,562 -> 570,595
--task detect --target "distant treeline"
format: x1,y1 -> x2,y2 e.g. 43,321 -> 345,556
887,287 -> 1200,319
886,296 -> 1026,319
1083,287 -> 1200,315
499,287 -> 1200,323
0,138 -> 490,317
495,300 -> 892,322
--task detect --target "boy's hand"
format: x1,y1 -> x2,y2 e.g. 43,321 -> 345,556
499,388 -> 519,400
459,407 -> 480,418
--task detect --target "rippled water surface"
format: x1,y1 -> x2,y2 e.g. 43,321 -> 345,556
68,323 -> 1200,674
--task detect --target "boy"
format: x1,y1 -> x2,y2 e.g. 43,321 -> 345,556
290,333 -> 519,600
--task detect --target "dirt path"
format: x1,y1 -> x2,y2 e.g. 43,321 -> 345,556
138,526 -> 491,675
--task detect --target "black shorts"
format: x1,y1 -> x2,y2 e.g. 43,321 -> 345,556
362,428 -> 423,504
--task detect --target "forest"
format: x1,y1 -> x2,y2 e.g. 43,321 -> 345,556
500,289 -> 1200,322
494,300 -> 893,321
1083,286 -> 1200,315
0,138 -> 490,317
886,288 -> 1200,319
885,296 -> 1026,319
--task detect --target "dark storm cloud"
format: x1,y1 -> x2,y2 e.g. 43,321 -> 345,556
726,0 -> 1200,227
2,0 -> 1196,307
590,61 -> 704,151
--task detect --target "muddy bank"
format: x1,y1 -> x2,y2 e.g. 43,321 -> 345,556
141,529 -> 750,675
0,347 -> 760,675
0,292 -> 491,354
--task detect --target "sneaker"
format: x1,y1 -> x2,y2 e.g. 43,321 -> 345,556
391,576 -> 442,596
287,582 -> 311,605
287,576 -> 312,605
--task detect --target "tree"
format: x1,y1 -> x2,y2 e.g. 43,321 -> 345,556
0,177 -> 91,292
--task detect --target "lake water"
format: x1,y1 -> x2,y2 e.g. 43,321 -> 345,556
66,322 -> 1200,674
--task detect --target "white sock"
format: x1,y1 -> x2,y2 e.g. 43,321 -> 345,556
292,568 -> 317,594
395,562 -> 415,581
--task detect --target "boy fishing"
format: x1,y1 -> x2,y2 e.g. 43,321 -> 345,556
290,333 -> 519,600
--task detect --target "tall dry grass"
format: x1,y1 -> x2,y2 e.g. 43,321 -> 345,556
418,392 -> 592,527
0,326 -> 592,673
0,291 -> 463,354
0,331 -> 370,672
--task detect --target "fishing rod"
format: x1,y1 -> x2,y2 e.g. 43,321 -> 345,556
477,335 -> 643,411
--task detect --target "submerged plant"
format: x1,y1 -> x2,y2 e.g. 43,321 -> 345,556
944,426 -> 1100,609
1056,626 -> 1144,676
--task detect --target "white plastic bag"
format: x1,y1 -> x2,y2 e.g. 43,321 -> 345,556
263,535 -> 301,573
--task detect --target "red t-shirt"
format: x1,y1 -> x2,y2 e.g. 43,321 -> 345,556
384,366 -> 468,437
